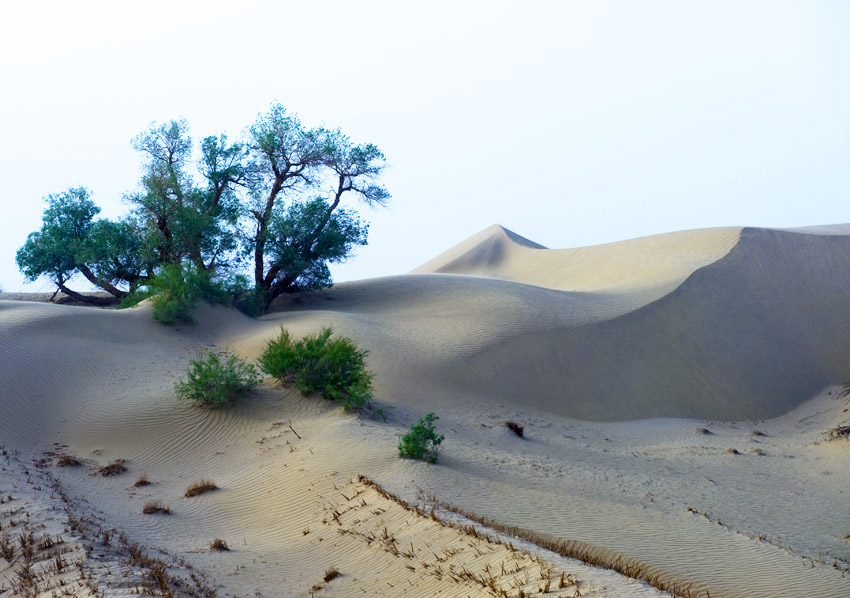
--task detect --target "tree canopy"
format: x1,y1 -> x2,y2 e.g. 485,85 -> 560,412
16,103 -> 389,311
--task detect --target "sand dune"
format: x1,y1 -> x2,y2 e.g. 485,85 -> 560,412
413,224 -> 741,298
1,223 -> 849,597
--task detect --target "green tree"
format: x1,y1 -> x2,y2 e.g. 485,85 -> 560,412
16,187 -> 151,303
247,103 -> 389,307
127,120 -> 246,273
17,103 -> 388,314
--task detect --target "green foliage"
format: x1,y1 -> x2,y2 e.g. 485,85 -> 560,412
148,264 -> 209,324
216,273 -> 267,317
398,413 -> 444,463
17,103 -> 389,313
265,198 -> 368,295
120,267 -> 263,320
258,327 -> 373,411
16,187 -> 154,301
174,351 -> 261,408
16,187 -> 99,284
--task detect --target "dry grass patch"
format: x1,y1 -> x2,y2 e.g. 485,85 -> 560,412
184,479 -> 218,498
210,538 -> 229,551
142,500 -> 171,515
134,473 -> 151,487
323,567 -> 340,582
98,460 -> 127,476
56,454 -> 82,467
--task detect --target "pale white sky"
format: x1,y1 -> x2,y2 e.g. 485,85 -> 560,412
2,1 -> 848,292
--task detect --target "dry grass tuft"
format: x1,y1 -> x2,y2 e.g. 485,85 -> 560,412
695,427 -> 712,435
134,473 -> 151,487
210,538 -> 229,551
324,567 -> 340,582
56,454 -> 82,467
504,421 -> 525,438
184,479 -> 218,498
725,448 -> 741,455
98,460 -> 127,476
142,500 -> 171,515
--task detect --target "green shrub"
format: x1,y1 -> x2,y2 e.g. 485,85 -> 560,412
150,264 -> 212,324
398,413 -> 444,463
217,274 -> 267,317
175,351 -> 261,408
259,327 -> 373,412
120,267 -> 267,320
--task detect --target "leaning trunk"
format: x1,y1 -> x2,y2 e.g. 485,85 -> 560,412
77,264 -> 128,298
55,283 -> 116,305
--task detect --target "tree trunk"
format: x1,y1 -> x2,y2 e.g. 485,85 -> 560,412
77,264 -> 128,298
55,283 -> 116,306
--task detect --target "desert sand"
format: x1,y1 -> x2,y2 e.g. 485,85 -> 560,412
0,224 -> 848,597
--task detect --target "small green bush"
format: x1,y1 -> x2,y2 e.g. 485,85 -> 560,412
398,413 -> 444,463
175,351 -> 261,408
150,264 -> 212,324
259,327 -> 373,412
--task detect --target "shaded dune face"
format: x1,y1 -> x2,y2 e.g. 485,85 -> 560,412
411,225 -> 850,421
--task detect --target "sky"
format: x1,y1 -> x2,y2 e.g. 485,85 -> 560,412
1,1 -> 848,292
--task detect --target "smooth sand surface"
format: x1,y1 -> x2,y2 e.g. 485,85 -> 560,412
1,224 -> 848,597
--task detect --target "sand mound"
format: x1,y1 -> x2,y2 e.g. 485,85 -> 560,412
413,224 -> 742,297
454,226 -> 850,420
261,225 -> 850,421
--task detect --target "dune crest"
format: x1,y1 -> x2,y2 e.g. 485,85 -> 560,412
412,224 -> 742,297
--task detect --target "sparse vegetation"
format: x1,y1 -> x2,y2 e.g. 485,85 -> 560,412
398,413 -> 444,463
210,538 -> 229,551
175,351 -> 261,408
259,327 -> 373,411
324,567 -> 340,582
142,500 -> 171,515
56,454 -> 82,467
98,460 -> 127,476
134,473 -> 151,487
0,533 -> 14,560
184,479 -> 218,498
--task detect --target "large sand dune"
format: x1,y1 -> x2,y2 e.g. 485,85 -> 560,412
1,224 -> 848,597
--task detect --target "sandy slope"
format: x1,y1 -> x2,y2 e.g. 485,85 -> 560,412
1,224 -> 849,597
